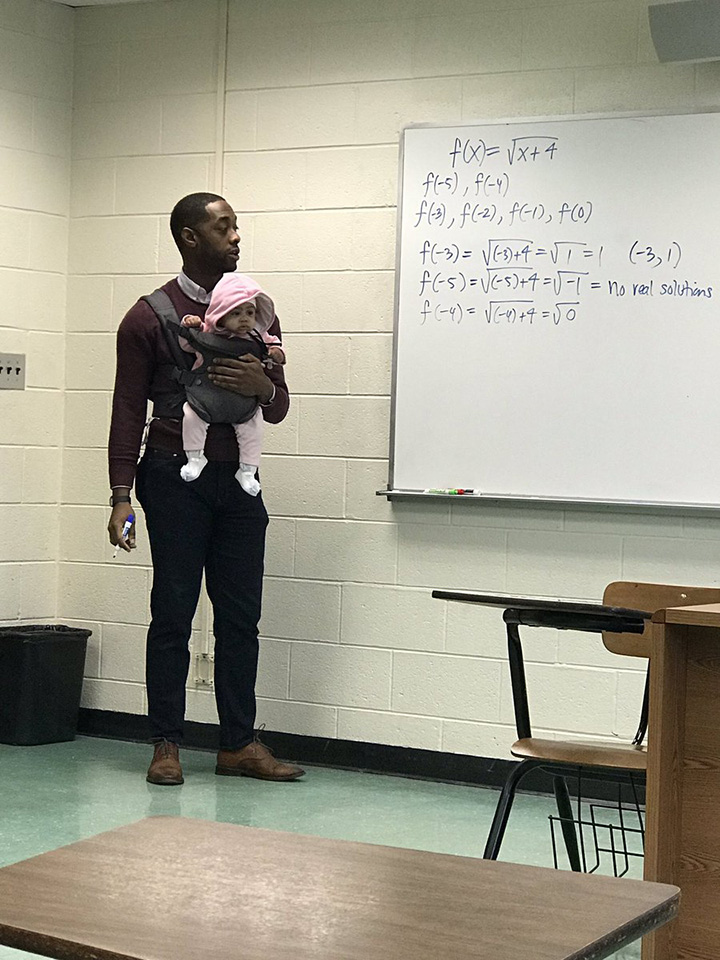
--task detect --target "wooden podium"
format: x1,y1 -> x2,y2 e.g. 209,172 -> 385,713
644,603 -> 720,960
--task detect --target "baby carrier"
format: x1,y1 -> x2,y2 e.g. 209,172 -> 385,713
143,289 -> 269,425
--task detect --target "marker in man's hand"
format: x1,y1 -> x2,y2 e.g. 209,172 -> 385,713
113,514 -> 135,559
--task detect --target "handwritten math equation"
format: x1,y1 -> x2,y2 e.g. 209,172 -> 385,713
414,135 -> 588,231
406,133 -> 708,328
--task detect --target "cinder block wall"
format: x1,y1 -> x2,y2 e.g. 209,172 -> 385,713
8,0 -> 720,759
0,0 -> 73,625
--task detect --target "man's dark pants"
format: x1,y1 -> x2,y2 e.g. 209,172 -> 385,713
135,450 -> 268,750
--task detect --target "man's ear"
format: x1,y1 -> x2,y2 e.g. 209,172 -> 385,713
180,226 -> 197,249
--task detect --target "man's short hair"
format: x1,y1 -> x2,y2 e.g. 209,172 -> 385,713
170,193 -> 225,250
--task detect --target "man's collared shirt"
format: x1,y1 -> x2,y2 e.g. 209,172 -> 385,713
177,270 -> 212,304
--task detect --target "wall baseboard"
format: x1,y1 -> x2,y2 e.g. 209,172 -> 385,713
77,708 -> 644,805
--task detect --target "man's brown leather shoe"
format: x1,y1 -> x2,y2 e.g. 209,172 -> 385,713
147,739 -> 184,786
216,741 -> 305,781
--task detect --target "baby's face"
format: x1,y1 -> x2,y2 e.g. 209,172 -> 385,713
220,302 -> 256,334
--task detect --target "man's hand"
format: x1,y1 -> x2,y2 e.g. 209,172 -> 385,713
108,503 -> 136,552
208,354 -> 273,403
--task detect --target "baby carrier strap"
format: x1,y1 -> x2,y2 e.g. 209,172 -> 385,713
143,289 -> 197,387
173,321 -> 268,365
142,289 -> 194,419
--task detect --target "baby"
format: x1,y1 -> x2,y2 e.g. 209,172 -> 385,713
179,273 -> 285,495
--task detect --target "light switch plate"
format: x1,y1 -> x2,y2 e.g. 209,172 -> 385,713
0,354 -> 26,390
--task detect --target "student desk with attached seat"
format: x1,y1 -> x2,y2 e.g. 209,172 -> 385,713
433,590 -> 652,868
0,816 -> 678,960
432,589 -> 720,960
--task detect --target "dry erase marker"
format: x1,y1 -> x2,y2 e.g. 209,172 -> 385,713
113,514 -> 135,558
424,488 -> 476,495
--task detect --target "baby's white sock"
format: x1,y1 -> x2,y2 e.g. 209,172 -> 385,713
236,462 -> 260,496
180,450 -> 208,482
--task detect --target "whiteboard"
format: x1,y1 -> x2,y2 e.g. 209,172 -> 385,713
389,113 -> 720,508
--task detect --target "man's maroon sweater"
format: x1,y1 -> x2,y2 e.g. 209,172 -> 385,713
108,278 -> 289,489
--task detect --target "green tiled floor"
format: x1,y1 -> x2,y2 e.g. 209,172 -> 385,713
0,737 -> 643,959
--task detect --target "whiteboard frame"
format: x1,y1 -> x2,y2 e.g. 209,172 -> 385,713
384,108 -> 720,511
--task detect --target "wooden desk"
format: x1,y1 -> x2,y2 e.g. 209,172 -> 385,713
644,602 -> 720,960
0,816 -> 678,960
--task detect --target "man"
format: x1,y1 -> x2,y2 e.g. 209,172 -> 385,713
107,192 -> 304,786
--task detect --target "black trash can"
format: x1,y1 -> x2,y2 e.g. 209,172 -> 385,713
0,625 -> 91,746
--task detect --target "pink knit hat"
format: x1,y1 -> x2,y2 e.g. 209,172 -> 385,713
204,273 -> 275,335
